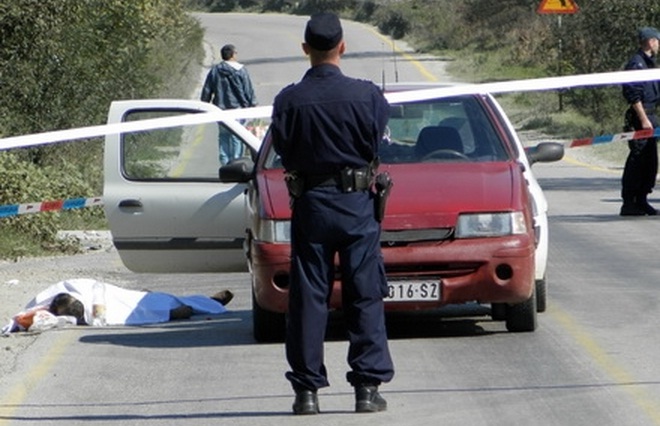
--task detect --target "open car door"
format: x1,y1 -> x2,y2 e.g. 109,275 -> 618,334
103,99 -> 264,273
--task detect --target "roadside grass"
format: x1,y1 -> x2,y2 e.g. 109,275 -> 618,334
446,49 -> 629,168
0,219 -> 85,260
0,227 -> 47,260
58,208 -> 108,231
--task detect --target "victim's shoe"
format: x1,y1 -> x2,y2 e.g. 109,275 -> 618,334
211,290 -> 234,306
355,385 -> 387,413
292,389 -> 319,415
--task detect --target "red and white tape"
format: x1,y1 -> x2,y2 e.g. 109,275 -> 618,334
0,197 -> 103,218
0,70 -> 658,218
567,128 -> 660,148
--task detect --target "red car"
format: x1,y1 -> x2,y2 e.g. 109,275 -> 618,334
220,89 -> 563,341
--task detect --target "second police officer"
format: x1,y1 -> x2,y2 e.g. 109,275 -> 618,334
620,27 -> 660,216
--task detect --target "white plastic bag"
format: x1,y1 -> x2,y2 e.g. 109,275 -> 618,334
28,310 -> 59,332
27,311 -> 76,332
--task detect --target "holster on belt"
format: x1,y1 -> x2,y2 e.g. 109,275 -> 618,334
374,171 -> 393,222
289,160 -> 379,198
285,172 -> 304,199
340,167 -> 370,192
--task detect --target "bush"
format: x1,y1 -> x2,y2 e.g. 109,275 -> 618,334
0,1 -> 204,259
0,150 -> 104,256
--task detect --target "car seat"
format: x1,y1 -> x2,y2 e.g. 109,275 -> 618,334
415,125 -> 463,159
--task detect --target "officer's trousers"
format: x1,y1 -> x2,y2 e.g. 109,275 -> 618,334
285,186 -> 394,392
621,113 -> 658,203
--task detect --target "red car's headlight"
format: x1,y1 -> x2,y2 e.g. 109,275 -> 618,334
256,219 -> 291,243
455,212 -> 527,238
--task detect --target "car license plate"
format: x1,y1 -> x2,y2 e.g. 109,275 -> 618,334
386,280 -> 440,302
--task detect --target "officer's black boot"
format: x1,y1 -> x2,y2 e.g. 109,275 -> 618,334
636,194 -> 658,216
620,196 -> 645,216
292,389 -> 319,415
355,385 -> 387,413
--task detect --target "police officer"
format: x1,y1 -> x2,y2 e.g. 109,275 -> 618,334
270,12 -> 394,415
620,27 -> 660,216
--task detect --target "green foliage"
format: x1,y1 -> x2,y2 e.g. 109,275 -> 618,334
0,150 -> 104,258
556,1 -> 660,74
0,0 -> 204,139
532,0 -> 660,128
0,0 -> 204,259
195,0 -> 262,12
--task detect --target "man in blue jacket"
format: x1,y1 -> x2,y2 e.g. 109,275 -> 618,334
621,27 -> 660,216
201,44 -> 258,164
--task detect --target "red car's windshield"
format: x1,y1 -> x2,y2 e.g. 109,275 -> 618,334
263,95 -> 511,168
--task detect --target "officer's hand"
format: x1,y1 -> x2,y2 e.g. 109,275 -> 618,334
641,117 -> 654,130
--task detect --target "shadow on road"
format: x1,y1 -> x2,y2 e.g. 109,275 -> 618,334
537,176 -> 619,192
78,305 -> 502,348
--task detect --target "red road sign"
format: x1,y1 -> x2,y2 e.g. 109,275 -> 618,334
538,0 -> 579,14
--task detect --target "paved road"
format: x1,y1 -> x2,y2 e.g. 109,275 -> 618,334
195,12 -> 454,106
1,13 -> 660,426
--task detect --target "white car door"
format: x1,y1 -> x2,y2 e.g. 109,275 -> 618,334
103,99 -> 264,273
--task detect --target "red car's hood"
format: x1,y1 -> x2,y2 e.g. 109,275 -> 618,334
259,161 -> 522,230
381,162 -> 519,229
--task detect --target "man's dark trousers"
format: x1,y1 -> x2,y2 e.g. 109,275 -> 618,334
285,186 -> 394,391
622,113 -> 659,203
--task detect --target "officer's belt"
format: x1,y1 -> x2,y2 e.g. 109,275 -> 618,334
304,168 -> 371,192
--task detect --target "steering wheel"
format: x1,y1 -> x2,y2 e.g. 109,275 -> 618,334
421,149 -> 470,161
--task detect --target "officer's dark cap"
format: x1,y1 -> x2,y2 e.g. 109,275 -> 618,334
638,27 -> 660,41
304,12 -> 343,51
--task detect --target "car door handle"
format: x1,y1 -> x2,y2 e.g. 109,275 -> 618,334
118,199 -> 143,209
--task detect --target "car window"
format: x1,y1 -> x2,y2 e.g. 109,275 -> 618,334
381,96 -> 509,164
121,109 -> 254,181
262,96 -> 510,169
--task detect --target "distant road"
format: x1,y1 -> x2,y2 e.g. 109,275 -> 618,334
194,12 -> 455,105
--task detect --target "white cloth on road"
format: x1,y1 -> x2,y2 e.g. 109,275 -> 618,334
5,278 -> 227,332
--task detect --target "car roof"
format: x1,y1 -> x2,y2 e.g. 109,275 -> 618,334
382,82 -> 493,105
383,82 -> 466,92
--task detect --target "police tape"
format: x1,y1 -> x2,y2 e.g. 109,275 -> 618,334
567,127 -> 660,148
0,197 -> 103,218
0,69 -> 658,219
0,69 -> 659,151
2,129 -> 659,219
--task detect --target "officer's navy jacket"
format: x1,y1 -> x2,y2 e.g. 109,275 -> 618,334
622,49 -> 660,111
270,64 -> 389,176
